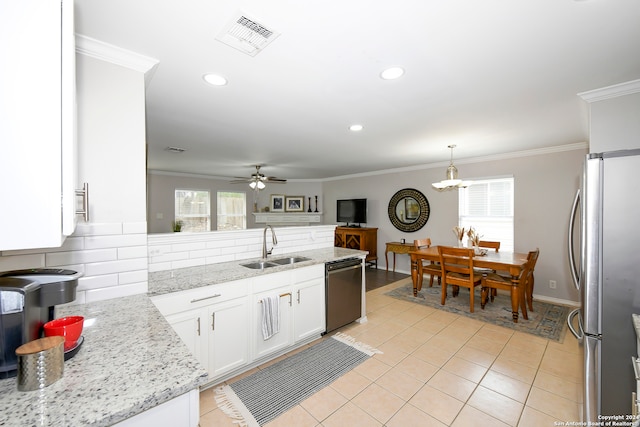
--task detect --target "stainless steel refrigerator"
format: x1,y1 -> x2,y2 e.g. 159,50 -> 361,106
568,148 -> 640,422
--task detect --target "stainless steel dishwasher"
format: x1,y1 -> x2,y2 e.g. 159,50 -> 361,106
325,258 -> 363,333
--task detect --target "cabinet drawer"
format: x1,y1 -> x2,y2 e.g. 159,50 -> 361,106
251,270 -> 293,293
152,279 -> 248,316
293,264 -> 324,283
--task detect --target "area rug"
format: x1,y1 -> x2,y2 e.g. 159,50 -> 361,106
385,281 -> 570,342
214,333 -> 382,426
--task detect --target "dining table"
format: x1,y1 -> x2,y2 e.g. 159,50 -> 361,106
409,246 -> 530,322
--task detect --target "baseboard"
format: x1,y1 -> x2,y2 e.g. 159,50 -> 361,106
531,293 -> 580,308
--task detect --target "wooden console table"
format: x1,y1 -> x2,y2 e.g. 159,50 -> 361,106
334,227 -> 378,267
385,241 -> 415,272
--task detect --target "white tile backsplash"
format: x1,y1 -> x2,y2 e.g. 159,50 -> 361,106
147,225 -> 337,273
1,224 -> 337,303
0,221 -> 149,304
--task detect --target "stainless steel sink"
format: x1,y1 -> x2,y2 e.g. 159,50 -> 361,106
240,256 -> 311,269
240,261 -> 279,269
270,256 -> 311,265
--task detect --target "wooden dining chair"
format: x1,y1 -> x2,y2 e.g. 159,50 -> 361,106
480,249 -> 537,323
438,246 -> 482,312
475,240 -> 501,296
413,238 -> 441,291
524,248 -> 540,311
478,240 -> 500,252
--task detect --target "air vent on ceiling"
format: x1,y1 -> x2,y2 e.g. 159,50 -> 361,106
216,13 -> 280,57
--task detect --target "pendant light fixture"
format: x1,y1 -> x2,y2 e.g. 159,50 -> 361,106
431,145 -> 473,191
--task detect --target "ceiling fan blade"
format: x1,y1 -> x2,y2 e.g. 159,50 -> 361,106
266,177 -> 286,183
230,179 -> 251,183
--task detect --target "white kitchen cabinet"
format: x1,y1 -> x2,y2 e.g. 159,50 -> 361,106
0,0 -> 79,250
253,285 -> 294,360
207,297 -> 249,378
251,265 -> 325,361
293,275 -> 326,342
165,309 -> 205,367
151,279 -> 249,380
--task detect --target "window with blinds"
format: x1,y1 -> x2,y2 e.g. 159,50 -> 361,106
458,177 -> 514,252
217,191 -> 246,230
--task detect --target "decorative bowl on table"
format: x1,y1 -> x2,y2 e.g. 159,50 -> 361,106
43,316 -> 84,351
474,247 -> 488,256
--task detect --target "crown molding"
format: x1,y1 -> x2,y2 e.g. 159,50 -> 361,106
75,34 -> 159,85
578,79 -> 640,103
323,142 -> 589,182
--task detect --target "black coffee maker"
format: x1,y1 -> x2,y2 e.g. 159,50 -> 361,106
0,269 -> 80,379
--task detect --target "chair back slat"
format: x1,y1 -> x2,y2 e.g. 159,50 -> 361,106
478,240 -> 500,252
438,246 -> 475,279
413,238 -> 432,249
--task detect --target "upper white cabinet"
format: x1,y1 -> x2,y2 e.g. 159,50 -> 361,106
0,0 -> 78,250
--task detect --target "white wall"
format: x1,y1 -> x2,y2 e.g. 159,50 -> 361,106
147,171 -> 323,233
588,87 -> 640,153
323,145 -> 587,305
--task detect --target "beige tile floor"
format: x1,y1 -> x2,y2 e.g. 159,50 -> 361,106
199,279 -> 583,427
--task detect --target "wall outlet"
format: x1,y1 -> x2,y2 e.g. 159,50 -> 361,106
549,280 -> 557,289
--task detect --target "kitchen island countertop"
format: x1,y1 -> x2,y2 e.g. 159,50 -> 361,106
0,294 -> 208,426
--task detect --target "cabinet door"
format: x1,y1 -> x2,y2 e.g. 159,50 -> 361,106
252,288 -> 293,360
0,0 -> 77,250
293,277 -> 326,342
166,309 -> 205,367
208,297 -> 249,378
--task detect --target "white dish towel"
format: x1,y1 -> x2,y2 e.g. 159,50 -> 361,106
261,295 -> 281,340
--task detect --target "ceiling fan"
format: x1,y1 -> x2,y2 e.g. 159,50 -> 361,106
230,165 -> 287,190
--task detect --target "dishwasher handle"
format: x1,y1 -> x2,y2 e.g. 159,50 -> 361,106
326,258 -> 362,272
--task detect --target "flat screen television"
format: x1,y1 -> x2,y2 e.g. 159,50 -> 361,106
336,198 -> 367,226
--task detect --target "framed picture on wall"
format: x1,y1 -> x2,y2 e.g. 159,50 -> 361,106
270,194 -> 285,212
285,196 -> 304,212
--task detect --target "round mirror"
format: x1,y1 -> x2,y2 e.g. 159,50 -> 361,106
388,188 -> 430,232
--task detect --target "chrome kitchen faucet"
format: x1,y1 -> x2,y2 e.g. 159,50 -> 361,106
262,225 -> 278,259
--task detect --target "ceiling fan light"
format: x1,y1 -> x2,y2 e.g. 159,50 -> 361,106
250,180 -> 265,190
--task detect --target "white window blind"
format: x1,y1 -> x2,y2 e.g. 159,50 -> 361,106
458,177 -> 514,252
217,191 -> 246,230
175,189 -> 211,232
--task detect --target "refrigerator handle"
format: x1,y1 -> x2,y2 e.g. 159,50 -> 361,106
567,307 -> 583,340
568,189 -> 580,291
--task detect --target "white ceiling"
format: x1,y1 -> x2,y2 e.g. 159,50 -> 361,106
75,0 -> 640,181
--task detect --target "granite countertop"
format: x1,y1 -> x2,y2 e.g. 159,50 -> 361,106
0,294 -> 208,427
148,247 -> 367,296
0,247 -> 363,426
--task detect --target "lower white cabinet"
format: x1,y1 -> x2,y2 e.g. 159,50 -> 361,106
253,285 -> 294,360
251,265 -> 325,361
293,276 -> 326,342
207,298 -> 249,378
165,309 -> 204,366
152,264 -> 326,384
152,279 -> 249,380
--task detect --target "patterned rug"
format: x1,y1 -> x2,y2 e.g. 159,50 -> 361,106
214,333 -> 382,426
385,280 -> 570,342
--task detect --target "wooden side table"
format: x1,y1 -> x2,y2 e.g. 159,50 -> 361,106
385,241 -> 415,272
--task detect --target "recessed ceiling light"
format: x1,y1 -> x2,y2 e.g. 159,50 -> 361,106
203,73 -> 228,86
380,67 -> 405,80
349,124 -> 364,132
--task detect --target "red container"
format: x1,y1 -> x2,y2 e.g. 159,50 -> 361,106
44,316 -> 84,351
